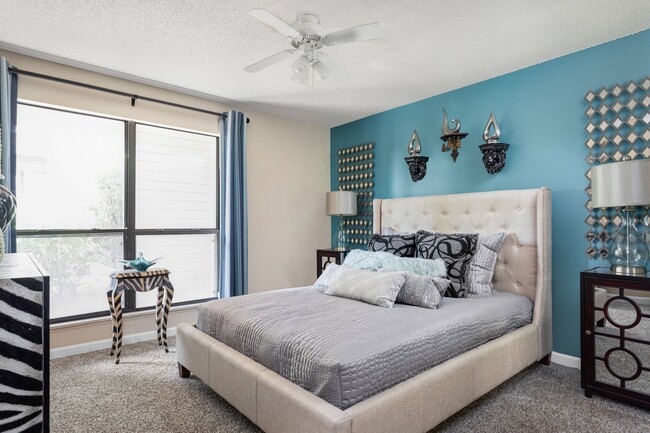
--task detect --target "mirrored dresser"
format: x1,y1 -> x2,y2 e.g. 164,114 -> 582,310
580,268 -> 649,409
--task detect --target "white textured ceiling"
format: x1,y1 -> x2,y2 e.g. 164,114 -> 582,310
0,0 -> 649,127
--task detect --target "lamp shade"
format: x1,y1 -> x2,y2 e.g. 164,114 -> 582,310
591,159 -> 650,208
326,191 -> 357,216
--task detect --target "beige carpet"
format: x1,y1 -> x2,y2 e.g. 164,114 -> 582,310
50,338 -> 650,433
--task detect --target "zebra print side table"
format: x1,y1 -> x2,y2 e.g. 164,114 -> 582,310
107,268 -> 174,364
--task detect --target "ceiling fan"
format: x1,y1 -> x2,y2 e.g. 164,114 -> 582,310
244,9 -> 386,88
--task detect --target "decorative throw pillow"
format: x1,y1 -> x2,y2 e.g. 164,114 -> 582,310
344,249 -> 446,277
395,273 -> 449,309
325,265 -> 406,308
314,263 -> 342,288
465,233 -> 506,298
415,230 -> 478,298
368,233 -> 416,257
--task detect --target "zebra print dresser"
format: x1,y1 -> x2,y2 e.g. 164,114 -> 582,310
0,253 -> 49,432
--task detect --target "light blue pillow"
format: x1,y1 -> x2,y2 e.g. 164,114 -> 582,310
344,249 -> 446,278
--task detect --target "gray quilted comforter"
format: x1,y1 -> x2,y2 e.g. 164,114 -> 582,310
197,286 -> 533,409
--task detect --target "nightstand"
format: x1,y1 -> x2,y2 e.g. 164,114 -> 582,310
580,268 -> 649,409
316,248 -> 349,277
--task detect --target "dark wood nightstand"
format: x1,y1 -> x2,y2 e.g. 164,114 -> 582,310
580,268 -> 649,409
316,248 -> 349,277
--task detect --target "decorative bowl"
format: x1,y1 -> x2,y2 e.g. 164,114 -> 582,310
117,252 -> 161,272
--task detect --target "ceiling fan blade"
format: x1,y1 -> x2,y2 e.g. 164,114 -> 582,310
322,22 -> 386,46
244,49 -> 297,73
317,54 -> 350,81
248,9 -> 302,39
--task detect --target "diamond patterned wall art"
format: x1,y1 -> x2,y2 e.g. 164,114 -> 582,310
584,76 -> 650,258
336,143 -> 375,248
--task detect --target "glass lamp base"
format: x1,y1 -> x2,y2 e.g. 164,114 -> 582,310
334,216 -> 347,250
610,265 -> 647,275
607,210 -> 648,275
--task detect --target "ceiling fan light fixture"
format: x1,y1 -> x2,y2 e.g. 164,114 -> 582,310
312,60 -> 330,83
291,55 -> 310,85
246,9 -> 385,87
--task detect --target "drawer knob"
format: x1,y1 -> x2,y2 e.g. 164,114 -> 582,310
585,330 -> 592,336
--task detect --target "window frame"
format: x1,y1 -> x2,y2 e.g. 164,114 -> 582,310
15,103 -> 220,324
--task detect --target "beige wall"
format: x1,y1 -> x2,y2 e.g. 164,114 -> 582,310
0,49 -> 330,349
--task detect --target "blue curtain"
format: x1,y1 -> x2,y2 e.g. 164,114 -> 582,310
0,57 -> 17,253
219,110 -> 247,297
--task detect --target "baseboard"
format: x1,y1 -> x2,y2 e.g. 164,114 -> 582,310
50,327 -> 177,359
551,351 -> 580,369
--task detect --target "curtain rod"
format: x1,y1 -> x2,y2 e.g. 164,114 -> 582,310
8,66 -> 250,124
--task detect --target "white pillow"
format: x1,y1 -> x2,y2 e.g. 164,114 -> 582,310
464,233 -> 506,298
325,265 -> 406,308
314,263 -> 342,288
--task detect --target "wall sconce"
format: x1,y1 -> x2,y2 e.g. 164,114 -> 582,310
440,109 -> 468,162
479,112 -> 510,174
404,129 -> 429,182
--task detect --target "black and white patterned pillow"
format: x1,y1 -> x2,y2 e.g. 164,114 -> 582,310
415,230 -> 478,297
367,234 -> 416,257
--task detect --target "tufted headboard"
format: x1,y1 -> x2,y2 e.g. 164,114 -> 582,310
373,188 -> 552,357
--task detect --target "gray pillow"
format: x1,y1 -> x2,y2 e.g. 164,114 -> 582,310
396,273 -> 449,309
464,233 -> 506,298
325,265 -> 406,308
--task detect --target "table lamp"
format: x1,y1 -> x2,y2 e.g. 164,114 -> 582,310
326,191 -> 357,250
591,158 -> 650,274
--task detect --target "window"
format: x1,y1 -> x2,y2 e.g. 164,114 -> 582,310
16,104 -> 219,321
133,125 -> 218,307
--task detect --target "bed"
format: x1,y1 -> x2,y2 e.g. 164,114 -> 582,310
177,187 -> 552,433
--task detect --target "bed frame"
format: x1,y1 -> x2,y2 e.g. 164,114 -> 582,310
177,187 -> 552,433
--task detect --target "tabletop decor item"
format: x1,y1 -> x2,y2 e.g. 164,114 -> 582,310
590,158 -> 650,274
117,252 -> 161,272
404,129 -> 429,182
0,180 -> 16,259
440,108 -> 468,162
326,191 -> 357,250
583,76 -> 650,260
479,112 -> 510,174
336,143 -> 374,247
0,57 -> 18,262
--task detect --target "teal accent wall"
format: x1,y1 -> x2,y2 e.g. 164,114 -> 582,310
330,30 -> 650,357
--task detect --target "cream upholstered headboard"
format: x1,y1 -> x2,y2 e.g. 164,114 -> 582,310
373,188 -> 552,357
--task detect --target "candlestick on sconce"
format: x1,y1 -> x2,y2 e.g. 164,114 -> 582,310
440,109 -> 468,162
404,129 -> 429,182
479,112 -> 510,174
